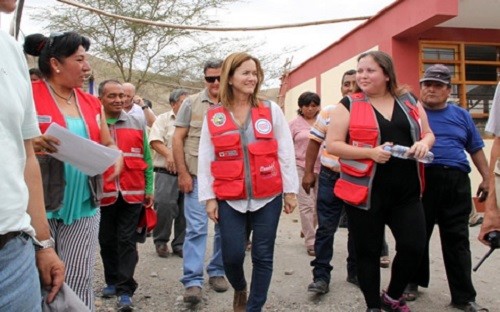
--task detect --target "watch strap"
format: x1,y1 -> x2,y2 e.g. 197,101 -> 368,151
34,237 -> 55,251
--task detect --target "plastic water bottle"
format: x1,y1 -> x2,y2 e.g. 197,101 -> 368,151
383,145 -> 434,164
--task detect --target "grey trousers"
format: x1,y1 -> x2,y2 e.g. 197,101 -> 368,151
153,171 -> 185,251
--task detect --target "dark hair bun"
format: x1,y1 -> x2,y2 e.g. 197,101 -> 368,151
24,33 -> 48,57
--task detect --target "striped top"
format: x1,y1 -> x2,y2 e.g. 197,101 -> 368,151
309,104 -> 340,171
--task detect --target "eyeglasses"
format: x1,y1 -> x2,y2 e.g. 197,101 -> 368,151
204,76 -> 220,83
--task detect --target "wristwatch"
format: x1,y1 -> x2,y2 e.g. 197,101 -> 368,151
141,105 -> 149,110
34,237 -> 55,251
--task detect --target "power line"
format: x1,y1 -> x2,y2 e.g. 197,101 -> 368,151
55,0 -> 371,32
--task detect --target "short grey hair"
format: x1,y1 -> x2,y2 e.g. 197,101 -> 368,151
169,89 -> 188,104
203,59 -> 223,75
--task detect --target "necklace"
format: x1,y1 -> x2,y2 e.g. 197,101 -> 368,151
49,84 -> 74,105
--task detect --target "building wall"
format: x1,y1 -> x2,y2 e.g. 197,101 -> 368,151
280,0 -> 460,108
320,51 -> 371,105
283,78 -> 316,121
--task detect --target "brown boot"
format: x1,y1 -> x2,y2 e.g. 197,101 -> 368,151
233,289 -> 247,312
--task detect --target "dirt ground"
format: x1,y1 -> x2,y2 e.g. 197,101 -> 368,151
93,209 -> 500,312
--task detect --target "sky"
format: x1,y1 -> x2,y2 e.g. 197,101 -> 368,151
1,0 -> 395,84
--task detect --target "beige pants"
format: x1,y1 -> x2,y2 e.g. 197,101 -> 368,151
495,159 -> 500,207
469,201 -> 481,224
296,166 -> 318,249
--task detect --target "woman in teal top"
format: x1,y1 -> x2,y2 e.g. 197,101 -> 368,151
46,116 -> 98,223
25,32 -> 121,311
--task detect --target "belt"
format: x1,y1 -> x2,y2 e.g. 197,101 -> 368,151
426,165 -> 461,172
0,231 -> 22,250
154,167 -> 178,176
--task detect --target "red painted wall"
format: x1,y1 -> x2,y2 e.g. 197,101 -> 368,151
281,0 -> 459,99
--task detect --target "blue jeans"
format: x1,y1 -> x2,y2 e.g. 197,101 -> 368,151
180,177 -> 224,288
218,195 -> 282,312
0,234 -> 41,311
311,166 -> 357,283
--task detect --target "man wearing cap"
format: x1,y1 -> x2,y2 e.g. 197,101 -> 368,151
405,64 -> 489,312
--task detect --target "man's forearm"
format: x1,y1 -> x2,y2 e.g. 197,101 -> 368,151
172,131 -> 189,175
304,140 -> 322,174
144,108 -> 156,128
150,141 -> 171,161
471,149 -> 490,181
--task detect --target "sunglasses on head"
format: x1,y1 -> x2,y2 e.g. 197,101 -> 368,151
48,32 -> 67,48
204,76 -> 220,83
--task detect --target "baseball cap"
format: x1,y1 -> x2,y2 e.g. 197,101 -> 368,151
420,64 -> 451,85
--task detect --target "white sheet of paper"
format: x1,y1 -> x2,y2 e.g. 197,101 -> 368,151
44,123 -> 120,176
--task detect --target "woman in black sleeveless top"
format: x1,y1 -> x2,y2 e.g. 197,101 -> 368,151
326,51 -> 434,312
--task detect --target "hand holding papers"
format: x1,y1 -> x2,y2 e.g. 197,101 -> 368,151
44,123 -> 121,176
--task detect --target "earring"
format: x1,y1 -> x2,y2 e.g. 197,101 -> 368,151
56,69 -> 60,73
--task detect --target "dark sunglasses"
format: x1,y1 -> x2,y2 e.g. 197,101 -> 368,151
205,76 -> 220,83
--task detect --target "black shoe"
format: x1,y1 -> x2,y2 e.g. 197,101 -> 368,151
307,280 -> 329,294
403,283 -> 418,301
346,275 -> 359,287
367,309 -> 381,312
451,301 -> 489,311
173,248 -> 183,258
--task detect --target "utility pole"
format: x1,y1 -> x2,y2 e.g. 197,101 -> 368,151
9,0 -> 24,39
277,57 -> 293,111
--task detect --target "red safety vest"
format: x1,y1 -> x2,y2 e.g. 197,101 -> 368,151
206,102 -> 283,200
32,81 -> 101,143
333,92 -> 424,210
101,113 -> 148,206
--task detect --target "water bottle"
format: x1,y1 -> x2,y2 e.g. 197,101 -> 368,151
383,145 -> 434,164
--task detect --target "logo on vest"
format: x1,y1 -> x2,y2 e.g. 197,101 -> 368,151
218,150 -> 239,158
260,161 -> 277,177
212,112 -> 226,127
37,115 -> 52,123
255,118 -> 272,135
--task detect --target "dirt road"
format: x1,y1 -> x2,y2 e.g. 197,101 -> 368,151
94,209 -> 500,311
